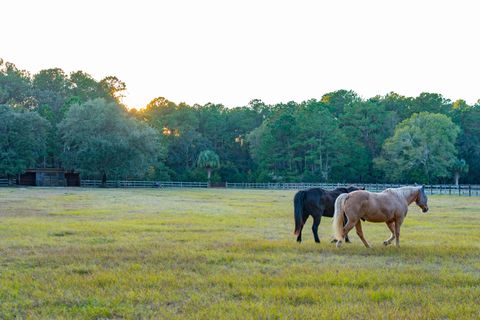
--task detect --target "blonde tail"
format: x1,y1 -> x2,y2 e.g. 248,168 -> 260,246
333,193 -> 348,242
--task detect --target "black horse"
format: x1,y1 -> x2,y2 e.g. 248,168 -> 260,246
293,186 -> 364,243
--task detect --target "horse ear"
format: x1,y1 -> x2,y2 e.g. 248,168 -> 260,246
361,186 -> 365,190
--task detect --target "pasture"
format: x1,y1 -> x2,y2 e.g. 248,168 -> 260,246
0,188 -> 479,319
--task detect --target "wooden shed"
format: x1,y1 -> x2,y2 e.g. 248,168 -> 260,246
19,168 -> 80,187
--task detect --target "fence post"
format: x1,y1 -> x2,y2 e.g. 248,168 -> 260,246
469,185 -> 471,197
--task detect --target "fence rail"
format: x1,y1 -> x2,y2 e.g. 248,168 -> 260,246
79,180 -> 208,188
225,182 -> 480,196
1,178 -> 479,196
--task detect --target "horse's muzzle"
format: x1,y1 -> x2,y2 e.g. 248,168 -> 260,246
422,207 -> 429,213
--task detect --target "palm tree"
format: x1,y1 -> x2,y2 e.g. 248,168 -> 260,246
452,159 -> 469,186
197,150 -> 220,183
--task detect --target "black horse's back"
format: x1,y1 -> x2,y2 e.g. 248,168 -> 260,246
293,190 -> 306,235
293,186 -> 363,243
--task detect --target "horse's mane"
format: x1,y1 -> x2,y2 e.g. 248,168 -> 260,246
385,186 -> 419,200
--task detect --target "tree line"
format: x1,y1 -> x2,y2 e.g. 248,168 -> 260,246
1,58 -> 479,184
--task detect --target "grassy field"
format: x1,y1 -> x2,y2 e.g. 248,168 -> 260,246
0,187 -> 479,319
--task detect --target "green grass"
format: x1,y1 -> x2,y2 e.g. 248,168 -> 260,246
0,188 -> 479,319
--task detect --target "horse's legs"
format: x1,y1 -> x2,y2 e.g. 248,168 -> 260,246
343,218 -> 357,238
297,215 -> 308,243
296,226 -> 302,243
383,221 -> 396,246
312,215 -> 321,243
355,221 -> 370,248
336,215 -> 358,248
343,214 -> 351,243
332,214 -> 351,243
296,223 -> 303,243
394,217 -> 404,247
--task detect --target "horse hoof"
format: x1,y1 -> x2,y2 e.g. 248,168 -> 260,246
331,239 -> 338,243
336,241 -> 342,248
383,241 -> 388,246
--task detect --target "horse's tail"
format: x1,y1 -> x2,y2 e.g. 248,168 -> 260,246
333,193 -> 348,242
294,190 -> 306,235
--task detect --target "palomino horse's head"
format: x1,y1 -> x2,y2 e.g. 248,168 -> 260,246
416,186 -> 429,213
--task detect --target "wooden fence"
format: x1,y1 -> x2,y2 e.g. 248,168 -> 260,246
79,180 -> 480,196
1,178 -> 479,196
225,182 -> 480,196
80,180 -> 208,188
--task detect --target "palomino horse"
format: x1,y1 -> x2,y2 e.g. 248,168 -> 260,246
293,186 -> 364,243
333,186 -> 429,248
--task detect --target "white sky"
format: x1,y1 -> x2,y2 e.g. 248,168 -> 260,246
1,0 -> 479,108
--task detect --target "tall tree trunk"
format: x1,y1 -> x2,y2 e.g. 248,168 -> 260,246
101,172 -> 107,188
207,168 -> 212,187
454,172 -> 460,186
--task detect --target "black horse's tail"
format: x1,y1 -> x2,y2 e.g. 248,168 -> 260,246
294,190 -> 306,235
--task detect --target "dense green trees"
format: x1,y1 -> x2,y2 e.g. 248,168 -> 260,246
450,100 -> 480,184
60,99 -> 160,184
0,105 -> 48,178
247,100 -> 348,182
1,58 -> 480,184
0,59 -> 32,108
374,113 -> 460,183
137,97 -> 263,182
